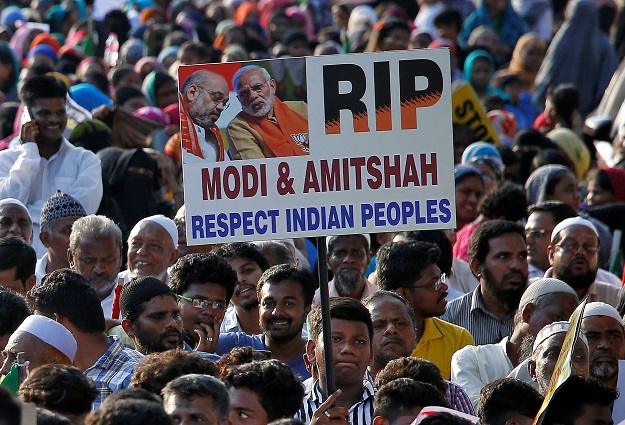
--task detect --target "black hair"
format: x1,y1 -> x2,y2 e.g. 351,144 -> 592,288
0,288 -> 30,337
477,378 -> 542,425
223,359 -> 304,421
109,65 -> 137,88
213,242 -> 271,271
377,241 -> 440,291
468,220 -> 526,265
478,181 -> 528,221
169,253 -> 237,304
100,388 -> 162,407
83,70 -> 110,95
130,350 -> 218,397
586,169 -> 614,197
433,8 -> 463,32
85,399 -> 172,425
542,376 -> 617,425
257,263 -> 315,307
363,290 -> 418,329
0,236 -> 36,287
309,297 -> 373,342
374,357 -> 447,395
397,230 -> 454,275
419,412 -> 474,425
19,364 -> 98,416
549,84 -> 579,128
527,201 -> 577,224
0,385 -> 21,425
0,43 -> 17,93
162,374 -> 230,422
254,241 -> 296,266
532,149 -> 572,172
114,85 -> 145,107
374,378 -> 448,422
179,41 -> 211,62
163,31 -> 191,49
28,268 -> 105,334
327,234 -> 370,254
19,75 -> 68,107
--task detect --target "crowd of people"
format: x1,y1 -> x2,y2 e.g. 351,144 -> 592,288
1,0 -> 625,423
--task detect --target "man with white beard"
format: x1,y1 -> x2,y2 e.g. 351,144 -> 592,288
312,234 -> 378,305
227,65 -> 309,160
581,302 -> 625,389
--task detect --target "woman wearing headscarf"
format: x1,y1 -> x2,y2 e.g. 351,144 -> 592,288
533,0 -> 619,118
134,57 -> 165,80
546,127 -> 591,180
141,70 -> 178,109
69,83 -> 114,113
0,41 -> 19,102
454,164 -> 485,232
463,49 -> 508,102
586,167 -> 625,207
10,26 -> 43,64
507,33 -> 546,93
346,5 -> 378,52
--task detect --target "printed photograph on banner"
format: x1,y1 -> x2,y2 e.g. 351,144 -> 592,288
180,50 -> 456,245
178,57 -> 309,163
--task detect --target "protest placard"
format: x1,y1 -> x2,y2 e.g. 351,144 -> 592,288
179,50 -> 456,245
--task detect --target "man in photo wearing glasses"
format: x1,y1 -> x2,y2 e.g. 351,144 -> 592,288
179,69 -> 231,162
545,216 -> 619,307
227,64 -> 309,160
376,240 -> 474,380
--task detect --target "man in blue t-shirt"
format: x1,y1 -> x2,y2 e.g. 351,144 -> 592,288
214,263 -> 314,380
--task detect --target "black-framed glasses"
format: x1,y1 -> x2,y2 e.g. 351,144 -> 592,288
195,85 -> 230,109
525,229 -> 549,240
236,79 -> 270,99
407,273 -> 446,291
178,295 -> 227,311
554,243 -> 599,254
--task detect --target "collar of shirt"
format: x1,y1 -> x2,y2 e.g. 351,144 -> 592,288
469,286 -> 514,320
309,379 -> 376,410
85,336 -> 141,372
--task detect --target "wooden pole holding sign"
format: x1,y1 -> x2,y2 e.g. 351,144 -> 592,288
316,235 -> 336,396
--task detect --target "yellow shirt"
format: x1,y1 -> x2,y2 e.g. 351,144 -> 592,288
411,317 -> 475,380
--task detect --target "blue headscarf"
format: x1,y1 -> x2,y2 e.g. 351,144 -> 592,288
69,83 -> 114,112
463,49 -> 508,100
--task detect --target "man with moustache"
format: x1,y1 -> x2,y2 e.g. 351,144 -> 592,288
28,269 -> 142,408
581,302 -> 625,389
451,278 -> 579,408
443,220 -> 529,345
227,65 -> 309,160
212,264 -> 315,380
180,69 -> 231,162
363,291 -> 418,379
545,217 -> 619,306
313,234 -> 378,306
120,276 -> 184,355
528,321 -> 589,395
377,241 -> 474,380
169,253 -> 237,352
36,191 -> 86,286
0,198 -> 33,243
68,215 -> 123,318
214,242 -> 270,335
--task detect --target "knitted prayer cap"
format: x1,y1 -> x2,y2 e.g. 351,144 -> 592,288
582,302 -> 623,325
133,214 -> 178,248
40,190 -> 87,229
550,217 -> 598,243
120,276 -> 173,318
519,278 -> 578,309
532,320 -> 587,353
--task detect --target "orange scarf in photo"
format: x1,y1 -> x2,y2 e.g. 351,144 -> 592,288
179,92 -> 226,161
243,98 -> 309,157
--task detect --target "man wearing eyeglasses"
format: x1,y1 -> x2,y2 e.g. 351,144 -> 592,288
545,217 -> 619,307
376,240 -> 474,380
227,65 -> 309,160
169,253 -> 237,352
527,203 -> 622,285
180,69 -> 231,162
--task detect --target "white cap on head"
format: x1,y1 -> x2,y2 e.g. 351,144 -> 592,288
0,198 -> 28,212
12,315 -> 77,362
533,320 -> 588,353
519,278 -> 578,308
133,214 -> 178,247
550,217 -> 598,243
582,302 -> 623,325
